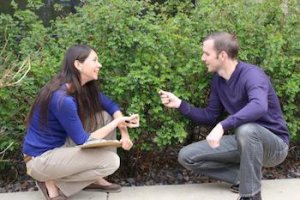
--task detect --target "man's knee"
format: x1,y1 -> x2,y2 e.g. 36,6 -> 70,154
178,147 -> 190,167
235,123 -> 258,145
178,145 -> 201,170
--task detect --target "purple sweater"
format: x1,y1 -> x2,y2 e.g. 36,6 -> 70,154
179,61 -> 290,144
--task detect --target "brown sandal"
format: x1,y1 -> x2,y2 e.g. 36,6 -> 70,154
36,181 -> 68,200
83,183 -> 122,193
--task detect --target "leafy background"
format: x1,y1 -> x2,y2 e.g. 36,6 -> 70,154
0,0 -> 299,176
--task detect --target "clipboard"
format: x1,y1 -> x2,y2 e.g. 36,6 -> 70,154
80,139 -> 122,149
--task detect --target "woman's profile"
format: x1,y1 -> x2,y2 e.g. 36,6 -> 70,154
22,44 -> 139,200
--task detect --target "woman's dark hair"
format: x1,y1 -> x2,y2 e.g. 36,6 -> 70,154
26,44 -> 103,132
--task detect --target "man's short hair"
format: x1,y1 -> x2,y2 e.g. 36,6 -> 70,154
204,32 -> 239,59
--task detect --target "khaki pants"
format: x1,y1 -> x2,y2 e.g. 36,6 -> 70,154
26,112 -> 120,197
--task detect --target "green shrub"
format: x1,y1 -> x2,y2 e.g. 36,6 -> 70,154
0,0 -> 299,173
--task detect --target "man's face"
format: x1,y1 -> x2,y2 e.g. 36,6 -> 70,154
201,39 -> 222,73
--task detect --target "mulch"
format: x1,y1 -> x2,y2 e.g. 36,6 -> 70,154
1,141 -> 299,193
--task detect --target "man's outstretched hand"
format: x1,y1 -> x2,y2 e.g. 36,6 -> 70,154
159,90 -> 182,108
206,123 -> 224,149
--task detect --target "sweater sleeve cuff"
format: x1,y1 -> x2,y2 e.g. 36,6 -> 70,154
109,105 -> 121,116
178,100 -> 191,115
220,118 -> 232,131
75,132 -> 90,145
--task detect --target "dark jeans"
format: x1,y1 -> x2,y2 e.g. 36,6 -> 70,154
178,123 -> 288,197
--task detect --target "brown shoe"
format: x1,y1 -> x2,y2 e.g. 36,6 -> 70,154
36,181 -> 68,200
83,183 -> 122,193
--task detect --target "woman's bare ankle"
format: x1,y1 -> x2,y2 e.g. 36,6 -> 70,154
45,180 -> 59,198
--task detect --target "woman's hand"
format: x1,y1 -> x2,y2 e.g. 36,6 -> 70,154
120,136 -> 133,150
125,114 -> 140,128
91,114 -> 139,140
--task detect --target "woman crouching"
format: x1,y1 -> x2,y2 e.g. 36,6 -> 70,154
22,44 -> 139,200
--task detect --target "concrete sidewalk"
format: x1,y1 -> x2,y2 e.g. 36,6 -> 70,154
1,179 -> 299,200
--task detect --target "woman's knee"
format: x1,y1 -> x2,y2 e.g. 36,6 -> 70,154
105,152 -> 120,173
88,149 -> 120,175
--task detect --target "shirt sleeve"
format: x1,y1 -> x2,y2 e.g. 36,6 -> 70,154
99,92 -> 120,116
178,77 -> 224,125
52,95 -> 89,145
220,69 -> 269,130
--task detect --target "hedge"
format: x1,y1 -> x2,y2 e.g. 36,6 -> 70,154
0,0 -> 299,171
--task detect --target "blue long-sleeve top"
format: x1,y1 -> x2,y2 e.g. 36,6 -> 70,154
179,61 -> 290,144
22,87 -> 120,157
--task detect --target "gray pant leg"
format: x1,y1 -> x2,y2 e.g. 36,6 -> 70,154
178,135 -> 240,184
178,123 -> 288,197
236,123 -> 288,197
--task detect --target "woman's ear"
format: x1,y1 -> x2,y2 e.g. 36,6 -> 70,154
74,60 -> 82,72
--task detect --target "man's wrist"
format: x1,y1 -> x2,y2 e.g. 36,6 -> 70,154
176,99 -> 182,108
218,123 -> 223,130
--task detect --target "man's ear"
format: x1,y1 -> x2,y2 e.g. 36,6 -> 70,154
220,51 -> 227,61
74,60 -> 82,72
